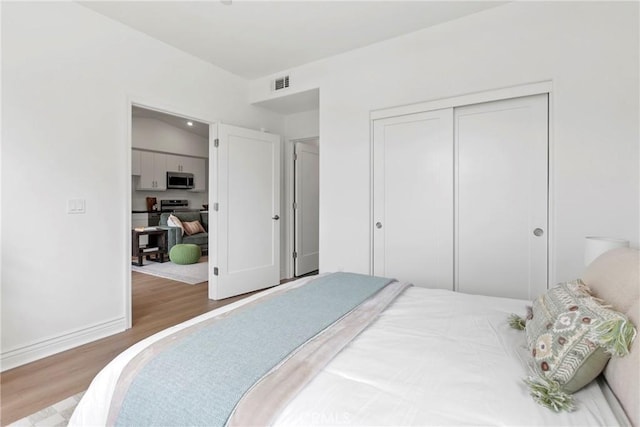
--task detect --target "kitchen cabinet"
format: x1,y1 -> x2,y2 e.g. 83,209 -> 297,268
166,154 -> 189,173
131,149 -> 141,175
188,157 -> 206,192
167,154 -> 206,192
137,151 -> 166,191
133,150 -> 205,192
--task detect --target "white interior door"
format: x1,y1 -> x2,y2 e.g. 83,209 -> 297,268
210,124 -> 281,300
455,94 -> 548,300
294,140 -> 319,276
373,108 -> 454,289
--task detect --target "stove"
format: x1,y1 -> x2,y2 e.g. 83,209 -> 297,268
160,199 -> 191,212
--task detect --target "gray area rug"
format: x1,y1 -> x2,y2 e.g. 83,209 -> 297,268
8,392 -> 84,427
131,257 -> 208,285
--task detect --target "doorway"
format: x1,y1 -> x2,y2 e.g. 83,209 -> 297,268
128,104 -> 211,327
292,138 -> 320,277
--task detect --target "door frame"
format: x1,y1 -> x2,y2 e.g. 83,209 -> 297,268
284,136 -> 319,279
124,96 -> 217,329
369,81 -> 556,287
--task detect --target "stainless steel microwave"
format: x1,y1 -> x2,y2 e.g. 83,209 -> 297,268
166,171 -> 194,189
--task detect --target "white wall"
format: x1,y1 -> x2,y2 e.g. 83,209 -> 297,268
251,1 -> 640,284
284,110 -> 320,142
1,2 -> 283,369
132,117 -> 209,157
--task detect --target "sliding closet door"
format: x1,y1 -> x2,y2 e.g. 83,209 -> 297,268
373,108 -> 453,289
455,94 -> 548,300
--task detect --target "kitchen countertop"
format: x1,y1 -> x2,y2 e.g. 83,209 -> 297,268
132,210 -> 208,214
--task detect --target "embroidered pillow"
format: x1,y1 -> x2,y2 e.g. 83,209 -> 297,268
182,220 -> 206,236
167,214 -> 184,236
523,280 -> 636,411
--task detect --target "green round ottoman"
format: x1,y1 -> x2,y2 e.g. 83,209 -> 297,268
169,244 -> 201,265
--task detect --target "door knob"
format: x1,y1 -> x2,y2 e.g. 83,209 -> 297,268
533,228 -> 544,236
272,215 -> 280,220
375,222 -> 382,229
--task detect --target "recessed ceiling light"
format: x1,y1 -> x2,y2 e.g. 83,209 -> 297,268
187,121 -> 193,126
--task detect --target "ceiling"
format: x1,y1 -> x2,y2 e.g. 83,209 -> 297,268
80,1 -> 506,80
132,106 -> 209,138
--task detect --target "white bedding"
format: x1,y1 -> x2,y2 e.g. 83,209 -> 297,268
71,276 -> 625,426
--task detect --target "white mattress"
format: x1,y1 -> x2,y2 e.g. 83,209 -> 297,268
71,277 -> 625,426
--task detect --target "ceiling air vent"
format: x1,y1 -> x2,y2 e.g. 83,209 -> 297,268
273,75 -> 290,91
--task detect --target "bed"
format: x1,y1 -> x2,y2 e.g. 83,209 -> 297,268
70,248 -> 639,426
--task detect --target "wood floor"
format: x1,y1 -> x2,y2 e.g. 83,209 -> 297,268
0,271 -> 261,426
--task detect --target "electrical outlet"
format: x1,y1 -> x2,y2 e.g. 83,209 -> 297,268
67,199 -> 86,214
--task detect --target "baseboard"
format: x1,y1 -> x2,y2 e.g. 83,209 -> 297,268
1,317 -> 127,372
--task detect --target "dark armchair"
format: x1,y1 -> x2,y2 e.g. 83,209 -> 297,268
159,211 -> 208,254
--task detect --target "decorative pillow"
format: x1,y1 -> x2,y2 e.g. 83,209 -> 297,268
167,214 -> 184,236
516,280 -> 636,412
182,220 -> 206,236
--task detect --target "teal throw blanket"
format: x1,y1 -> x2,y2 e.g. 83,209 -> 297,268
114,272 -> 393,426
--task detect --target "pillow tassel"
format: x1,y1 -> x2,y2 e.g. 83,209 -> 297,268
574,280 -> 594,296
508,314 -> 526,330
524,376 -> 574,412
596,318 -> 637,357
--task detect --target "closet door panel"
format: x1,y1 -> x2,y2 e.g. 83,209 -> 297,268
373,109 -> 453,289
455,94 -> 548,300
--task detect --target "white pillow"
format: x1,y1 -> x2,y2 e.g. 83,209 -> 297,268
167,214 -> 184,236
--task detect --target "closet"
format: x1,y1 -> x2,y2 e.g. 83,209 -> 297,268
372,93 -> 548,300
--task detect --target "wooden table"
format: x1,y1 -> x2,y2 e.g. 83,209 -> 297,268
132,228 -> 168,266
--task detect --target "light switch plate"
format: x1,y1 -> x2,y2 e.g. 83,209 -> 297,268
67,199 -> 86,214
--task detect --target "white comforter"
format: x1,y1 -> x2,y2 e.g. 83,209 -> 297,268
71,277 -> 624,426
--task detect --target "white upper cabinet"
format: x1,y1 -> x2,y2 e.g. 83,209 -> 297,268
166,154 -> 206,192
131,149 -> 141,175
134,150 -> 205,192
188,157 -> 206,192
137,151 -> 167,191
165,154 -> 186,173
